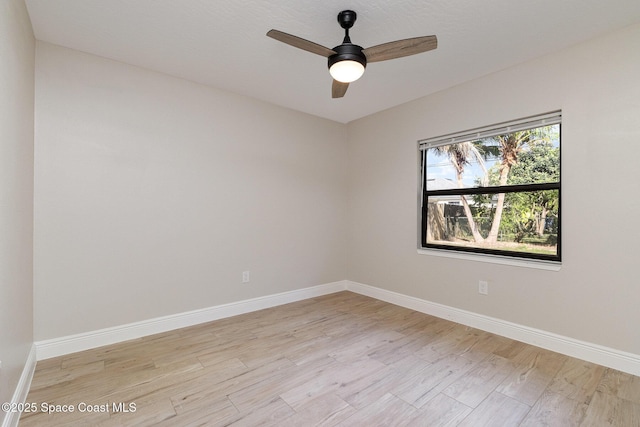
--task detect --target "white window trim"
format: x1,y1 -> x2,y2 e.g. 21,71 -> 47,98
417,248 -> 561,271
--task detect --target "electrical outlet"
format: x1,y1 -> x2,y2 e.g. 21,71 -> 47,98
479,280 -> 489,295
242,271 -> 250,283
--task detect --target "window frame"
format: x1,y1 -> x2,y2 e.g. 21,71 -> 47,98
418,112 -> 562,263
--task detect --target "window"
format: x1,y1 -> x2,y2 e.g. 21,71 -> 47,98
419,112 -> 561,262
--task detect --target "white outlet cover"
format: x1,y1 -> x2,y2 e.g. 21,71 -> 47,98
479,280 -> 489,295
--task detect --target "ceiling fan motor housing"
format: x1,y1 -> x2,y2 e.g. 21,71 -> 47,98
328,43 -> 367,70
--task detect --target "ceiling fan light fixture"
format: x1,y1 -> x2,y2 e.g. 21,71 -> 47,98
329,60 -> 365,83
327,43 -> 367,83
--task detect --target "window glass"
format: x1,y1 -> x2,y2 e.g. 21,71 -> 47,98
420,117 -> 560,262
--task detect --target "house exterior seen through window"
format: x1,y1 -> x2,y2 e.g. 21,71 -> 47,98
419,112 -> 561,262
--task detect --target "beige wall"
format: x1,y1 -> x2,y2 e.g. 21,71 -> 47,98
346,23 -> 640,355
33,43 -> 348,340
0,0 -> 35,409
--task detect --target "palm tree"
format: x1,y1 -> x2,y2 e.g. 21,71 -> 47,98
432,141 -> 487,242
484,128 -> 551,243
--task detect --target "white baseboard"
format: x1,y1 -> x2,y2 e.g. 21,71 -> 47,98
35,281 -> 347,360
345,280 -> 640,376
1,344 -> 37,427
34,279 -> 640,377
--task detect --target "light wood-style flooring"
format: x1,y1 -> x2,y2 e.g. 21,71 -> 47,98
21,292 -> 640,426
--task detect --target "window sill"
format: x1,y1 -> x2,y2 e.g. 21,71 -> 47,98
417,248 -> 561,271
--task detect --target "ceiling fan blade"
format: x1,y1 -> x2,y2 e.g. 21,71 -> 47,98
332,80 -> 349,98
363,35 -> 437,63
267,29 -> 336,57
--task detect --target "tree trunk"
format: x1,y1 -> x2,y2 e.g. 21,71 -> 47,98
427,202 -> 447,241
486,165 -> 510,244
537,207 -> 548,236
460,195 -> 485,242
455,168 -> 484,243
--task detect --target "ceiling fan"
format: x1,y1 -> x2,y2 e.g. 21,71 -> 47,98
267,10 -> 437,98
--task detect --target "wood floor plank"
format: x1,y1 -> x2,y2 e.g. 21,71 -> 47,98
414,325 -> 501,363
597,368 -> 640,404
334,393 -> 421,426
277,393 -> 356,427
442,354 -> 514,408
279,357 -> 386,410
98,398 -> 177,426
281,335 -> 336,365
20,406 -> 111,427
456,391 -> 531,427
367,330 -> 435,365
155,396 -> 238,427
547,357 -> 606,404
580,390 -> 640,426
492,338 -> 531,360
169,358 -> 249,414
334,364 -> 399,410
413,325 -> 473,363
27,359 -> 105,391
496,346 -> 567,406
391,353 -> 477,408
20,291 -> 640,426
327,329 -> 405,362
407,393 -> 473,426
519,390 -> 588,427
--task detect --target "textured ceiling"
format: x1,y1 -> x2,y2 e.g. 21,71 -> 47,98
25,0 -> 640,123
